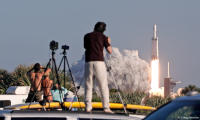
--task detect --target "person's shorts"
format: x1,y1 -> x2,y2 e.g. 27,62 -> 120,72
25,90 -> 43,103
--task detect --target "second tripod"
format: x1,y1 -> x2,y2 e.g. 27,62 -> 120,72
58,45 -> 79,104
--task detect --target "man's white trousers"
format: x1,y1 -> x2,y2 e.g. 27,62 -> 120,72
84,61 -> 110,110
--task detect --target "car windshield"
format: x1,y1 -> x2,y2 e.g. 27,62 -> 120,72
145,100 -> 200,120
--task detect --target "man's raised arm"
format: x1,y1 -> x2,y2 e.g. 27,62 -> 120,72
106,37 -> 112,54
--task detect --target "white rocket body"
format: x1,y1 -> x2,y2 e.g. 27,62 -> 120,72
152,24 -> 159,60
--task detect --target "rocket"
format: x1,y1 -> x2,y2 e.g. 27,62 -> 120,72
152,24 -> 159,60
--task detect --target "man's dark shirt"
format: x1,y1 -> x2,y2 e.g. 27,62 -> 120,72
84,31 -> 110,62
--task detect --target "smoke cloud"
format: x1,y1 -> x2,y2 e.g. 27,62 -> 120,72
71,47 -> 150,94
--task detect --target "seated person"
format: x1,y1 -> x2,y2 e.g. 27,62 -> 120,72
51,83 -> 68,102
42,71 -> 53,102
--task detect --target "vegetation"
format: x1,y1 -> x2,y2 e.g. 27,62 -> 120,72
12,65 -> 32,86
0,65 -> 33,94
0,69 -> 14,94
181,85 -> 200,95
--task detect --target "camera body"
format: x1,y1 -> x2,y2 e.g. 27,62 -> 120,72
62,45 -> 69,50
50,40 -> 58,50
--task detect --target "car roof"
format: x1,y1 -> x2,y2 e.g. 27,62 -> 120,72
174,94 -> 200,101
0,110 -> 140,120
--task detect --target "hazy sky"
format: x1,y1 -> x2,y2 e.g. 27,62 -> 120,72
0,0 -> 200,89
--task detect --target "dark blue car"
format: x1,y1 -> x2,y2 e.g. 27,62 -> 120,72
144,94 -> 200,120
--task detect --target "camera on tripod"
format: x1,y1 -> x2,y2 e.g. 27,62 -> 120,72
62,45 -> 69,50
50,40 -> 58,50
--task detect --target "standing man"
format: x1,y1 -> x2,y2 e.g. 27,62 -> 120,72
84,22 -> 113,113
25,63 -> 51,103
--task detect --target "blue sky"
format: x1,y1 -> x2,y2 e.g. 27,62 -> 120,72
0,0 -> 200,89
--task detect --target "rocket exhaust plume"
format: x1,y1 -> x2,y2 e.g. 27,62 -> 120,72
151,59 -> 159,90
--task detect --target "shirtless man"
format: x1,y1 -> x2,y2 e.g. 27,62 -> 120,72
42,71 -> 53,102
25,63 -> 51,103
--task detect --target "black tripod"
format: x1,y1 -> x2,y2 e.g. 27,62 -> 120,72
57,45 -> 80,110
46,49 -> 64,104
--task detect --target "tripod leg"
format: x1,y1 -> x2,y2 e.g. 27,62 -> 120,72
52,58 -> 64,104
64,56 -> 82,110
105,57 -> 128,114
65,57 -> 79,96
63,56 -> 66,88
58,57 -> 64,71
